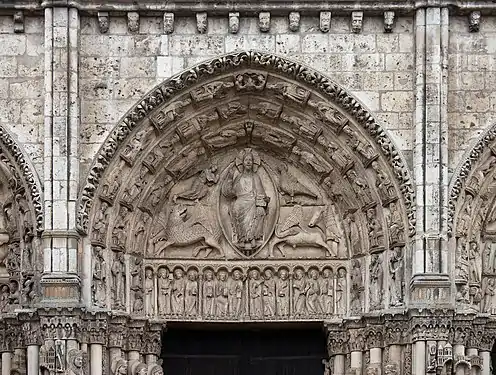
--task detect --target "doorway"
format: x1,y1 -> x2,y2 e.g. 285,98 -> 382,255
161,324 -> 327,375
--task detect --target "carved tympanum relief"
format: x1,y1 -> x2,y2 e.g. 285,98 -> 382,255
85,53 -> 411,319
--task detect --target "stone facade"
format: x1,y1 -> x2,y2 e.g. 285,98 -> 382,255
0,1 -> 495,375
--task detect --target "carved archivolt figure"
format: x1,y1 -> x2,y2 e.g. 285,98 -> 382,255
389,248 -> 405,307
171,268 -> 186,315
185,269 -> 198,316
173,164 -> 219,203
249,269 -> 263,318
111,252 -> 125,309
344,211 -> 362,256
92,246 -> 106,308
157,267 -> 171,316
144,268 -> 154,317
482,278 -> 495,313
276,268 -> 290,317
222,148 -> 269,252
350,259 -> 364,314
469,241 -> 482,284
92,201 -> 109,242
457,194 -> 473,237
366,207 -> 384,249
229,269 -> 244,317
369,254 -> 384,310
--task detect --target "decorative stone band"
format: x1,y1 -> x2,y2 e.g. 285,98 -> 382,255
76,50 -> 415,237
447,123 -> 496,236
3,0 -> 496,14
0,125 -> 43,234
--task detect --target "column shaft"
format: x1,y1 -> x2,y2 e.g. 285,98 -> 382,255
333,354 -> 345,375
90,344 -> 103,375
351,351 -> 362,375
481,351 -> 490,375
26,346 -> 39,375
1,352 -> 11,375
414,341 -> 425,375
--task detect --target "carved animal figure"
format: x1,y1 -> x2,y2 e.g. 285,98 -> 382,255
277,164 -> 318,203
153,204 -> 224,258
268,205 -> 336,258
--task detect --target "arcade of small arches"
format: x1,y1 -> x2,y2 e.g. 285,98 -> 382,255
1,51 -> 496,375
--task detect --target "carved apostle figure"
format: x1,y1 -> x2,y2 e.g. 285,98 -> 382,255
185,269 -> 198,316
111,252 -> 126,309
369,254 -> 384,310
336,268 -> 346,315
130,257 -> 143,292
222,148 -> 269,252
276,268 -> 290,317
228,269 -> 244,317
306,269 -> 322,315
456,238 -> 469,281
293,268 -> 306,316
262,269 -> 276,318
216,270 -> 229,317
171,268 -> 186,315
92,246 -> 106,308
144,268 -> 154,317
389,247 -> 405,307
367,207 -> 384,249
203,269 -> 215,317
249,269 -> 263,318
158,267 -> 171,316
319,268 -> 334,315
92,201 -> 109,242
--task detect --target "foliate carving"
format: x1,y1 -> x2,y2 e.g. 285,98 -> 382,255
351,12 -> 363,33
259,12 -> 270,32
383,11 -> 395,33
163,12 -> 174,34
229,12 -> 239,34
97,12 -> 109,33
288,12 -> 300,32
320,11 -> 331,33
196,12 -> 207,34
78,52 -> 415,240
469,11 -> 481,32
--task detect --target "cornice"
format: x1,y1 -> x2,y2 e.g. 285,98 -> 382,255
2,0 -> 496,15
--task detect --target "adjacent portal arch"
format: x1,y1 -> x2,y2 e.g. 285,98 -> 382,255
449,123 -> 496,314
0,125 -> 43,312
79,51 -> 415,321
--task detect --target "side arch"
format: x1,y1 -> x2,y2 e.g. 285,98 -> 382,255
79,50 -> 415,318
77,50 -> 415,236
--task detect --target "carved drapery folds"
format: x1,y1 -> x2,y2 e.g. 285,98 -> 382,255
81,51 -> 413,321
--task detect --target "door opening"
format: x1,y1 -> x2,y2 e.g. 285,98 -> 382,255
161,324 -> 327,375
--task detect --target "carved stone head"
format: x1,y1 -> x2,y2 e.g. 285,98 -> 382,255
97,12 -> 109,33
278,268 -> 288,280
229,12 -> 239,34
163,13 -> 174,34
158,267 -> 169,278
174,268 -> 184,279
319,11 -> 331,33
232,269 -> 242,280
196,12 -> 208,34
205,269 -> 214,281
289,12 -> 300,32
187,269 -> 197,281
351,12 -> 363,33
322,268 -> 332,278
134,363 -> 147,375
469,11 -> 481,32
145,268 -> 153,279
263,268 -> 273,279
259,12 -> 270,32
383,11 -> 395,33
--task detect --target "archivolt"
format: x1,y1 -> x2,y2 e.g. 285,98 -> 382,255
448,123 -> 496,237
77,51 -> 415,237
0,125 -> 43,234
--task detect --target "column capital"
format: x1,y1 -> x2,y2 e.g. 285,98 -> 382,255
365,325 -> 384,349
348,328 -> 366,352
410,312 -> 452,342
325,327 -> 348,355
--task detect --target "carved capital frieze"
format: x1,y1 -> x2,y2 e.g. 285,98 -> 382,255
348,329 -> 365,352
327,328 -> 348,355
82,318 -> 108,345
365,326 -> 384,349
410,315 -> 451,342
22,321 -> 42,346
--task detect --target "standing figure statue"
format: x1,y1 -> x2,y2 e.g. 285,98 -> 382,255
222,148 -> 270,253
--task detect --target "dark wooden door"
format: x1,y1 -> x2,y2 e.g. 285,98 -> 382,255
161,327 -> 326,375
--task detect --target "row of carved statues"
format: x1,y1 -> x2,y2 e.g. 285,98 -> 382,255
93,249 -> 406,318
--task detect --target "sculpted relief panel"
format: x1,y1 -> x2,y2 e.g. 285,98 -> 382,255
84,53 -> 413,321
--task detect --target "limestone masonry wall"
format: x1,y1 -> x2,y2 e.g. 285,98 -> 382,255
78,14 -> 415,180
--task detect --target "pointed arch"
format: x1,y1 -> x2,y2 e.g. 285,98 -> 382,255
76,50 -> 415,236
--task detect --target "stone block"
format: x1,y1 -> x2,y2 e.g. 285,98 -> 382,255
376,34 -> 400,53
275,34 -> 301,54
334,72 -> 364,90
10,79 -> 43,99
139,17 -> 162,35
342,53 -> 385,71
0,34 -> 26,55
352,90 -> 380,111
328,34 -> 354,53
0,79 -> 8,99
385,53 -> 414,71
157,56 -> 184,78
133,35 -> 162,56
174,17 -> 197,35
170,35 -> 224,56
80,57 -> 120,78
225,35 -> 275,53
24,16 -> 43,34
464,91 -> 491,112
362,72 -> 395,91
20,99 -> 43,124
301,34 -> 328,53
381,91 -> 414,112
112,78 -> 157,99
119,57 -> 156,78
